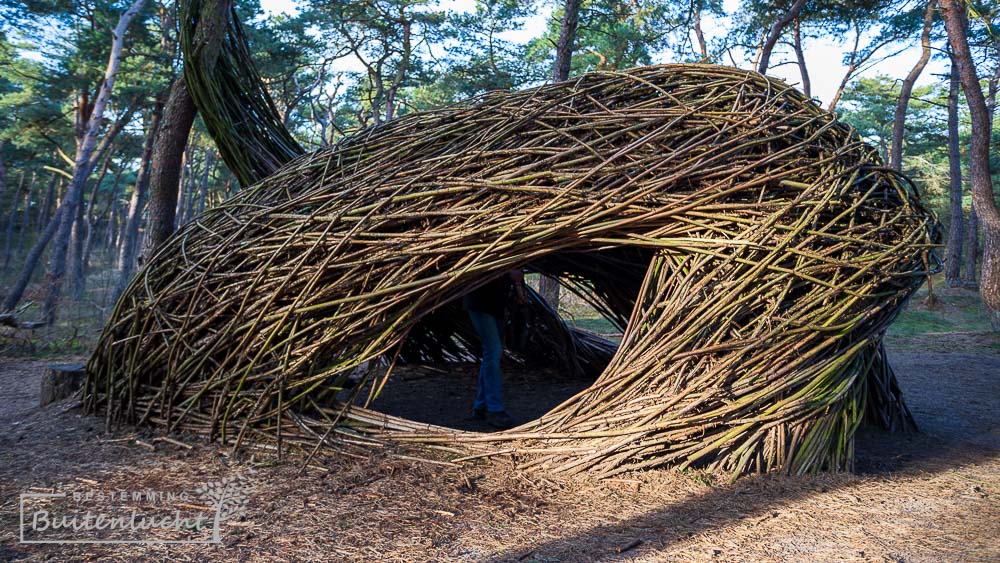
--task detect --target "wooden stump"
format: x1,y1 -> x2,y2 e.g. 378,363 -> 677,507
40,364 -> 86,407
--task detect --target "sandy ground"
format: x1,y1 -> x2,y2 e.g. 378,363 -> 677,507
0,345 -> 998,562
349,362 -> 592,432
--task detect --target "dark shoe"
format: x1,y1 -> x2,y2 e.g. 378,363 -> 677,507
472,407 -> 486,421
484,411 -> 515,430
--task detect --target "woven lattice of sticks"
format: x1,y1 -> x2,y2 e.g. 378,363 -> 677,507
86,65 -> 939,479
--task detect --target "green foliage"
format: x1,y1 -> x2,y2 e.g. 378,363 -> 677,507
527,0 -> 713,73
0,0 -> 165,173
838,75 -> 941,165
300,0 -> 450,127
407,0 -> 544,108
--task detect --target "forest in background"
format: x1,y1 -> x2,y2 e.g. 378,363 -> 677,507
0,0 -> 998,356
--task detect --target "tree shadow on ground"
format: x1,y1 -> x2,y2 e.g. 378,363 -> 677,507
489,432 -> 997,562
488,351 -> 1000,561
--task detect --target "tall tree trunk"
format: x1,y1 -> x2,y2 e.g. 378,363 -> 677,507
86,102 -> 138,174
963,207 -> 980,287
38,0 -> 148,324
552,0 -> 582,82
964,40 -> 1000,289
945,56 -> 964,287
75,156 -> 112,300
544,0 -> 583,309
69,189 -> 87,300
183,144 -> 201,223
940,0 -> 1000,329
2,180 -> 86,316
0,141 -> 6,204
17,172 -> 37,253
3,172 -> 26,271
96,169 -> 122,265
692,1 -> 708,60
792,18 -> 811,98
115,100 -> 162,305
756,0 -> 808,75
384,17 -> 411,122
988,43 -> 1000,122
197,148 -> 214,215
3,204 -> 61,312
826,21 -> 861,112
108,199 -> 121,257
174,149 -> 198,230
174,150 -> 191,231
39,175 -> 57,229
33,176 -> 57,240
144,75 -> 197,260
890,0 -> 935,171
17,172 -> 37,243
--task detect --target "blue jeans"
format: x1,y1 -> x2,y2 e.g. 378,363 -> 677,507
467,310 -> 505,413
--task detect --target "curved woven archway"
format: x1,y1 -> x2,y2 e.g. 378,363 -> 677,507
86,65 -> 939,479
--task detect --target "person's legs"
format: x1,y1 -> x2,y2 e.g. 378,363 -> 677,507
474,359 -> 486,412
467,310 -> 504,413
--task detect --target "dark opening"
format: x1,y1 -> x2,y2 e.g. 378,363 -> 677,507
339,247 -> 652,431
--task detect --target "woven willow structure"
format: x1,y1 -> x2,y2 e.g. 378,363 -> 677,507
87,64 -> 939,478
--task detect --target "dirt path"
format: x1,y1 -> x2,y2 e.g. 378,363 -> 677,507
1,347 -> 997,561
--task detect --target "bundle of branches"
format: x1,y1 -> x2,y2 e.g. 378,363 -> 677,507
179,0 -> 303,187
86,64 -> 940,479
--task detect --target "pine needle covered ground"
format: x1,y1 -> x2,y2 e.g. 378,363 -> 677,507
3,346 -> 998,560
